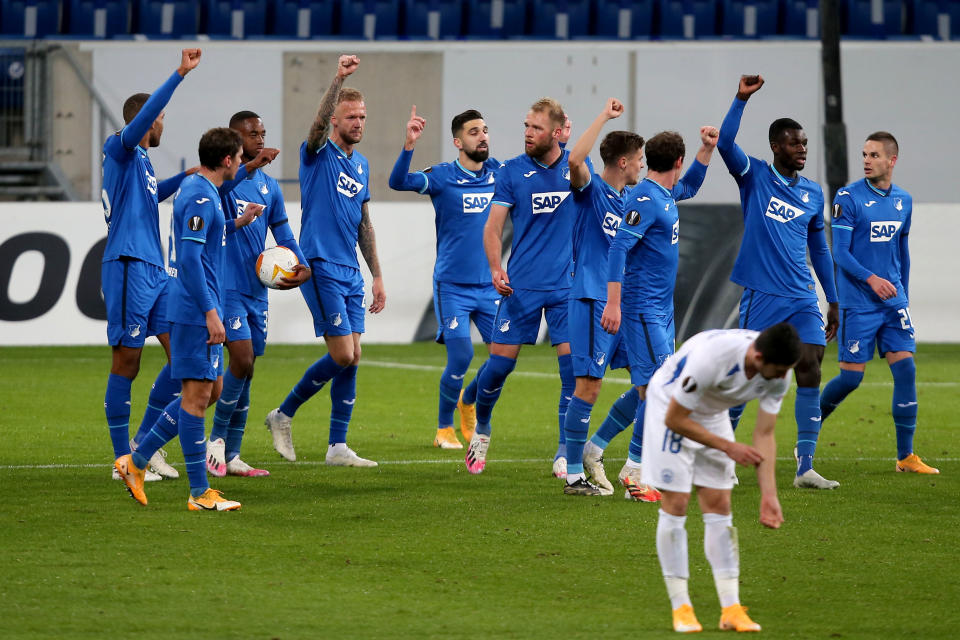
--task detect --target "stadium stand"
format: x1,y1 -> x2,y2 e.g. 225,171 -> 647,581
338,0 -> 401,39
135,1 -> 199,37
657,0 -> 718,38
464,0 -> 527,37
270,0 -> 336,37
1,1 -> 62,37
202,0 -> 268,38
594,0 -> 654,39
67,0 -> 132,38
405,0 -> 462,39
719,0 -> 780,37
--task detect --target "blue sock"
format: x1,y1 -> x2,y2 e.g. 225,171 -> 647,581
462,360 -> 486,405
591,388 -> 638,448
279,354 -> 346,418
177,408 -> 209,497
627,397 -> 647,465
557,354 -> 574,449
795,386 -> 822,474
105,373 -> 133,458
329,365 -> 358,445
133,364 -> 180,445
134,397 -> 181,468
225,378 -> 251,461
475,354 -> 516,436
438,338 -> 473,427
890,358 -> 918,460
820,369 -> 863,421
728,404 -> 745,432
211,369 -> 246,443
563,396 -> 593,475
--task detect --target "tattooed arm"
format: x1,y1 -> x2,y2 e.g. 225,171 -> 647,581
358,201 -> 385,313
306,54 -> 359,154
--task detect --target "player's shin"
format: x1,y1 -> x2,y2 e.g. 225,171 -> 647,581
461,360 -> 486,405
329,365 -> 358,444
562,396 -> 593,479
439,338 -> 473,427
794,387 -> 822,474
557,354 -> 574,454
890,358 -> 918,459
133,397 -> 181,468
225,378 -> 251,460
626,399 -> 647,466
590,388 -> 638,448
474,354 -> 516,435
656,509 -> 692,609
820,369 -> 863,421
212,369 -> 246,443
703,512 -> 740,608
105,373 -> 134,458
279,354 -> 346,418
177,408 -> 210,497
133,364 -> 181,445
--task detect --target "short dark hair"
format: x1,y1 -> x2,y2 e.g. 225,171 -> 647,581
866,131 -> 899,156
229,110 -> 260,129
645,131 -> 685,172
198,127 -> 242,170
451,109 -> 484,137
599,131 -> 644,166
769,118 -> 803,144
755,323 -> 802,366
122,93 -> 150,125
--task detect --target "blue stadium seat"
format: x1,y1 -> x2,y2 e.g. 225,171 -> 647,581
658,0 -> 717,38
67,0 -> 132,38
594,0 -> 655,39
339,0 -> 399,39
842,0 -> 905,37
911,0 -> 959,39
463,0 -> 527,38
529,0 -> 590,38
270,0 -> 335,37
783,0 -> 819,37
0,1 -> 61,37
405,0 -> 462,38
203,0 -> 267,38
719,0 -> 779,37
135,1 -> 198,37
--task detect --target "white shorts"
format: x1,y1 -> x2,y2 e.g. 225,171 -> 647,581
640,392 -> 737,492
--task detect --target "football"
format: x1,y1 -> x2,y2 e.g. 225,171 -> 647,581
256,246 -> 299,289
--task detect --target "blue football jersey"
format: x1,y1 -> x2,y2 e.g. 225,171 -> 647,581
493,150 -> 579,290
416,158 -> 500,284
729,157 -> 826,299
166,174 -> 227,326
299,139 -> 370,269
101,141 -> 164,268
831,179 -> 911,310
570,172 -> 624,301
222,169 -> 289,299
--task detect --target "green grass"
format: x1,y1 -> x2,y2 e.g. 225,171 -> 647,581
1,342 -> 958,639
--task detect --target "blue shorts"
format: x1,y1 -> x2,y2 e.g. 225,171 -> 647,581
433,281 -> 500,344
224,290 -> 269,356
739,289 -> 825,346
102,258 -> 170,347
839,306 -> 916,363
170,322 -> 224,381
568,298 -> 629,378
491,287 -> 569,346
623,311 -> 675,386
300,260 -> 365,337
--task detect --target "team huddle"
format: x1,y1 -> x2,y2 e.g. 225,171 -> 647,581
101,50 -> 938,633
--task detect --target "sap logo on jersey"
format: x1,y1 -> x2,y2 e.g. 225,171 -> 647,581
764,196 -> 804,223
602,212 -> 622,237
870,220 -> 902,242
463,192 -> 494,214
336,172 -> 363,197
531,191 -> 570,214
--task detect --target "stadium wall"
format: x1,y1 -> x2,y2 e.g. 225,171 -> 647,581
1,202 -> 957,345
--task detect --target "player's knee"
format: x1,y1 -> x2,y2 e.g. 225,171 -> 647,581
575,377 -> 602,404
794,356 -> 821,387
890,356 -> 916,383
231,355 -> 255,378
838,368 -> 864,390
445,338 -> 474,376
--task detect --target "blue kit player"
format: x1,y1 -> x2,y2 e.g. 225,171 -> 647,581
388,106 -> 501,450
561,97 -> 644,496
115,127 -> 263,511
265,54 -> 385,467
465,98 -> 575,476
820,132 -> 938,475
601,127 -> 718,502
717,75 -> 841,490
205,111 -> 311,479
101,49 -> 201,483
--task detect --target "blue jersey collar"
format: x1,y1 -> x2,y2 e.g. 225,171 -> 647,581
864,178 -> 892,197
329,139 -> 351,159
643,177 -> 672,197
769,163 -> 799,187
454,159 -> 481,178
198,173 -> 218,190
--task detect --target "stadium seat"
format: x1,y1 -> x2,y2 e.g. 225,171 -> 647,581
842,0 -> 905,37
67,0 -> 132,38
719,0 -> 779,37
910,0 -> 959,39
594,0 -> 654,39
529,0 -> 590,39
135,1 -> 198,37
463,0 -> 527,38
0,1 -> 61,37
339,0 -> 400,39
202,0 -> 267,38
270,0 -> 335,37
658,0 -> 717,38
405,0 -> 463,38
783,0 -> 819,37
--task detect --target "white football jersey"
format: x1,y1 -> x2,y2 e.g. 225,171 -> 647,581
648,329 -> 792,421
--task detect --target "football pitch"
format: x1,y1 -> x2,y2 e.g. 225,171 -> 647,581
1,342 -> 958,639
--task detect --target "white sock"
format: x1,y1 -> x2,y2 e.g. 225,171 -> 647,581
703,512 -> 740,608
656,509 -> 691,609
329,442 -> 348,452
566,472 -> 585,484
624,459 -> 642,471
